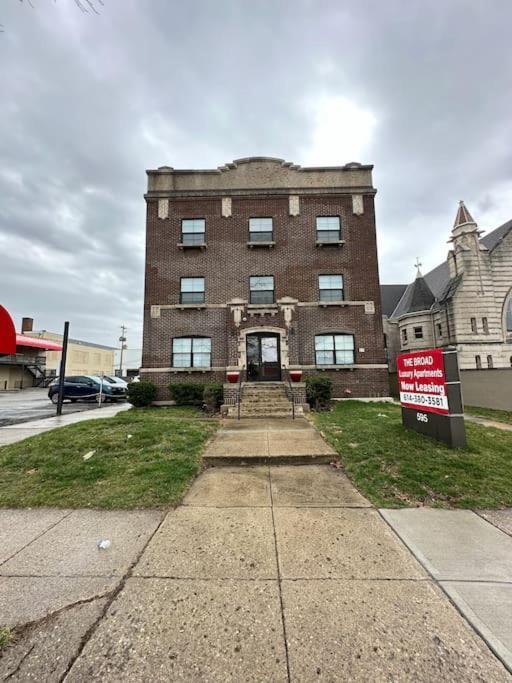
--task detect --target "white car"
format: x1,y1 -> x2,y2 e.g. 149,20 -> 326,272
103,375 -> 128,389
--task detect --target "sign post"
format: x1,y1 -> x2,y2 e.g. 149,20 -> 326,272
397,346 -> 466,448
56,321 -> 70,417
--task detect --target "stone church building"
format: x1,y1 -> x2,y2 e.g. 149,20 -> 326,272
141,157 -> 388,410
382,202 -> 512,408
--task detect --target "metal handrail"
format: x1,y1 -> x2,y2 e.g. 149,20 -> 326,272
286,373 -> 295,420
236,366 -> 245,420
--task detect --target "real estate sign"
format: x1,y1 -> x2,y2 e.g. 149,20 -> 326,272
397,349 -> 448,415
397,347 -> 466,448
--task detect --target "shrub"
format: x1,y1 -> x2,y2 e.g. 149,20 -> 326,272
305,375 -> 332,411
203,382 -> 224,413
127,380 -> 157,407
169,382 -> 204,406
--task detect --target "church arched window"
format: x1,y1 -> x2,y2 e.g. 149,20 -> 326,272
505,290 -> 512,335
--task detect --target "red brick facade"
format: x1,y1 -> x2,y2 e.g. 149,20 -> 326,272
141,158 -> 388,400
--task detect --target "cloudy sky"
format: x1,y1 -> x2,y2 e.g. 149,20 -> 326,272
2,0 -> 512,348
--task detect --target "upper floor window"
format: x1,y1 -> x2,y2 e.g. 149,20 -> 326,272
401,328 -> 408,343
414,326 -> 424,339
482,317 -> 489,334
180,277 -> 205,304
315,334 -> 355,365
250,276 -> 274,304
319,275 -> 344,302
316,216 -> 341,243
487,355 -> 493,369
181,219 -> 205,246
470,317 -> 477,333
172,337 -> 211,368
437,323 -> 443,337
475,355 -> 482,369
249,218 -> 273,242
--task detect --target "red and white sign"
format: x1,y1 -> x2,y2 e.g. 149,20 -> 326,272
397,349 -> 449,415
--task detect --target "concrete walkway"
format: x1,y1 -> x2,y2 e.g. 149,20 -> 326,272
382,507 -> 512,672
464,414 -> 512,432
1,467 -> 510,681
203,417 -> 336,465
0,402 -> 131,446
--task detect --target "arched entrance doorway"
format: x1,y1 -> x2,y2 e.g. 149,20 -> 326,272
246,332 -> 281,381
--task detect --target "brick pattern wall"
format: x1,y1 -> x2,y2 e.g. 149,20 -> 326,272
142,187 -> 388,399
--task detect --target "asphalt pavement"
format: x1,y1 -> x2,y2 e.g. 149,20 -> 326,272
0,388 -> 109,427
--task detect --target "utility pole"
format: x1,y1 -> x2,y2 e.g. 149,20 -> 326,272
56,321 -> 69,416
119,325 -> 127,377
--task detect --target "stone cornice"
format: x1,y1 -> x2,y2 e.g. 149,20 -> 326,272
145,186 -> 377,200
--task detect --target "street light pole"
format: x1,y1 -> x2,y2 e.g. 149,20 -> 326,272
119,324 -> 127,377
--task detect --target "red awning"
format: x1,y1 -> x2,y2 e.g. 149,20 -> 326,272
0,305 -> 17,354
16,334 -> 63,351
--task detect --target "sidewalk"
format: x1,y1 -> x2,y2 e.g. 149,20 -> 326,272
1,464 -> 509,681
464,414 -> 512,432
0,402 -> 131,446
382,507 -> 512,672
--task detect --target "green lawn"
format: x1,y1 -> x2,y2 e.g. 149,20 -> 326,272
464,405 -> 512,425
0,407 -> 218,509
313,401 -> 512,509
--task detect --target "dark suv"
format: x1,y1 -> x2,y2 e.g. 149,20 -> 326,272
48,375 -> 127,404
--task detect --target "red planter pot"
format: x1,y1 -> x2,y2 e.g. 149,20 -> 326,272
289,371 -> 303,382
227,372 -> 240,384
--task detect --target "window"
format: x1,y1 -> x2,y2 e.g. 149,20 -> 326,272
315,334 -> 355,365
316,216 -> 341,243
172,337 -> 211,368
482,317 -> 489,334
437,323 -> 443,337
487,355 -> 493,369
470,317 -> 477,333
249,218 -> 273,242
414,326 -> 424,339
475,355 -> 482,369
506,297 -> 512,333
180,277 -> 205,304
319,275 -> 344,302
181,219 -> 205,246
250,276 -> 274,304
401,328 -> 408,343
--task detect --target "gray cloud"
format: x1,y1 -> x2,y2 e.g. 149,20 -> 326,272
2,0 -> 512,346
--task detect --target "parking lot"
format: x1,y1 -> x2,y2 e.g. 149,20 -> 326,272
0,388 -> 109,427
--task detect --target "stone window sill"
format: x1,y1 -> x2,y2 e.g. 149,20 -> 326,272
247,303 -> 278,309
315,240 -> 345,248
177,243 -> 207,250
316,365 -> 355,371
247,241 -> 276,248
318,301 -> 347,307
170,367 -> 212,373
176,303 -> 207,310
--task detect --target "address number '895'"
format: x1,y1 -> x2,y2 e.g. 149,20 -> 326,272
416,412 -> 429,423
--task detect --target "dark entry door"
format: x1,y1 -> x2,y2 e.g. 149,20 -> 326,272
246,333 -> 281,381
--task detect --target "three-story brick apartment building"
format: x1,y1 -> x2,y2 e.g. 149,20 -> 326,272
141,157 -> 388,407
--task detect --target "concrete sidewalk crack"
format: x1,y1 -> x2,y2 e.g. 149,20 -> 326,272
268,465 -> 291,683
0,510 -> 74,569
59,510 -> 167,682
